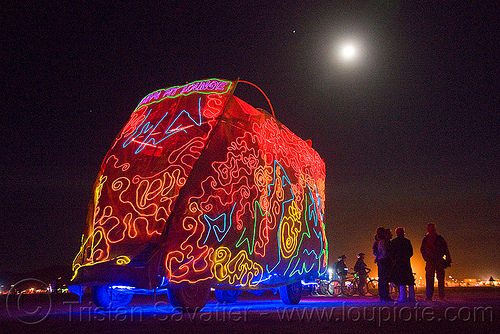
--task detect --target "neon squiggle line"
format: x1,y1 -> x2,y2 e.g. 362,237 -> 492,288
212,247 -> 263,287
302,249 -> 320,257
123,97 -> 203,154
203,202 -> 236,243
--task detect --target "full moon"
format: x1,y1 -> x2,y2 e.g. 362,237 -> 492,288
329,32 -> 370,70
339,42 -> 360,63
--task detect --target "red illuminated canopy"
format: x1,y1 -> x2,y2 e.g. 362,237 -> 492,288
72,78 -> 328,289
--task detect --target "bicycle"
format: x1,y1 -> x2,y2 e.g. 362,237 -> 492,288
329,271 -> 356,296
363,277 -> 399,299
308,278 -> 339,296
344,271 -> 379,296
312,279 -> 333,296
329,279 -> 349,296
343,272 -> 359,296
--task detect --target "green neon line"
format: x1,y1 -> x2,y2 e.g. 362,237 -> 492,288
235,201 -> 270,255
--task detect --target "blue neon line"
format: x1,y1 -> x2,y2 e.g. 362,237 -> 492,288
123,97 -> 204,154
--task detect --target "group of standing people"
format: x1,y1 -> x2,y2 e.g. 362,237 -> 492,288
373,222 -> 451,302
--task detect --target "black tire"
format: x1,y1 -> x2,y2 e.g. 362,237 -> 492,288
91,285 -> 133,310
319,282 -> 329,295
214,289 -> 241,303
167,283 -> 211,313
367,279 -> 378,296
279,281 -> 302,305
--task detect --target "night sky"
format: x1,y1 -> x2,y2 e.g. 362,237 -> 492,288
2,1 -> 499,281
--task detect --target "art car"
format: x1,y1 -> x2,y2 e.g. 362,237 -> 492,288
69,78 -> 328,312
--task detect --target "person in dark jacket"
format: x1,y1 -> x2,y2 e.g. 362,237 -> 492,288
420,222 -> 452,301
391,227 -> 416,302
333,255 -> 348,293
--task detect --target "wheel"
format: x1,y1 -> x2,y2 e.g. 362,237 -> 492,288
91,285 -> 133,310
279,281 -> 302,305
344,280 -> 357,296
327,281 -> 335,295
367,279 -> 378,296
215,289 -> 241,303
167,283 -> 211,312
319,281 -> 329,295
248,289 -> 265,296
330,280 -> 342,295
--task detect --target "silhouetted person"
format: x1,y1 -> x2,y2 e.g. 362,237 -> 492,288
333,255 -> 348,294
420,222 -> 451,301
354,252 -> 369,296
385,228 -> 393,241
373,227 -> 393,301
391,227 -> 416,302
